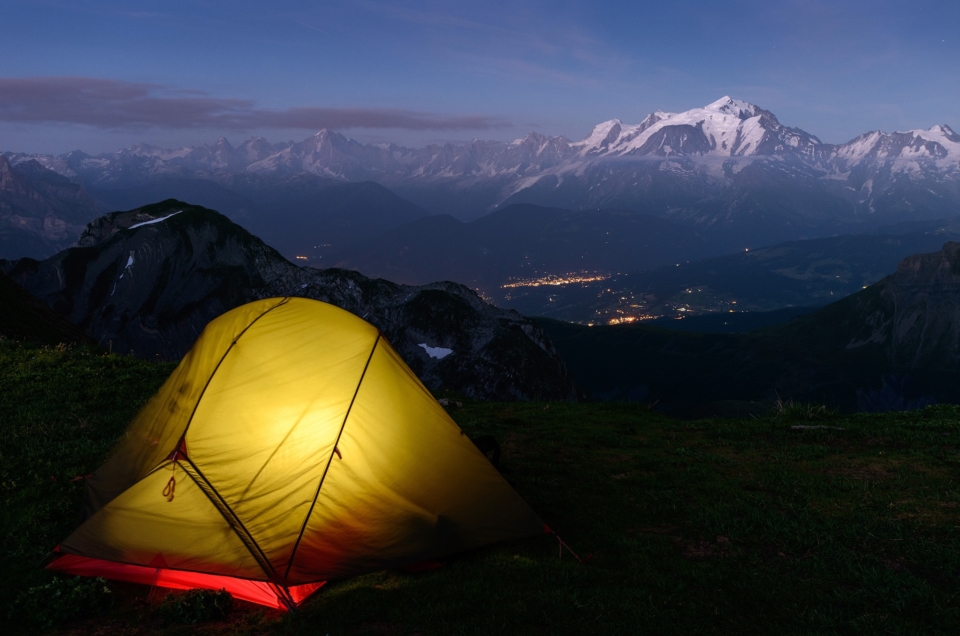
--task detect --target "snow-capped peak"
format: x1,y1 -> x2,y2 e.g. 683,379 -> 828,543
835,124 -> 960,163
511,131 -> 548,146
639,111 -> 669,130
581,119 -> 623,146
704,96 -> 759,119
911,124 -> 960,149
570,97 -> 812,158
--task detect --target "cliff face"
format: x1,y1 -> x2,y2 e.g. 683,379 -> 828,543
0,156 -> 102,259
733,242 -> 960,409
828,241 -> 960,370
878,241 -> 960,369
2,200 -> 575,401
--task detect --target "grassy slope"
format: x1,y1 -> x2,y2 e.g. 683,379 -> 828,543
2,341 -> 959,634
0,341 -> 174,624
537,285 -> 921,413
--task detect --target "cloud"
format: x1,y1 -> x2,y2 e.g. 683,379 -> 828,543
356,2 -> 632,87
458,54 -> 599,88
0,77 -> 509,131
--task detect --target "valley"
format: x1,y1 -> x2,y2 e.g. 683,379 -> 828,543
496,225 -> 960,324
541,240 -> 960,413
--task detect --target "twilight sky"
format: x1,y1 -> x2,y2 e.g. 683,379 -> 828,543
1,0 -> 958,154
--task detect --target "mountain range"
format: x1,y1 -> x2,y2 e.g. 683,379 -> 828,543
3,96 -> 959,263
89,173 -> 433,262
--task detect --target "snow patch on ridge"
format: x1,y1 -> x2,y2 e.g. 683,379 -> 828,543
419,344 -> 453,359
129,211 -> 182,229
836,125 -> 960,163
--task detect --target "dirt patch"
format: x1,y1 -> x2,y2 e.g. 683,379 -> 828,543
893,500 -> 960,525
677,536 -> 732,560
752,544 -> 790,562
499,431 -> 529,460
823,461 -> 898,480
626,524 -> 678,537
883,558 -> 953,586
861,437 -> 909,450
358,622 -> 412,636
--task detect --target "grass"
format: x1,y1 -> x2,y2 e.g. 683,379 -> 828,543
0,339 -> 174,629
1,339 -> 959,634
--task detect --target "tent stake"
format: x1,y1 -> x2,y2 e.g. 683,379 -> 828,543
554,533 -> 584,564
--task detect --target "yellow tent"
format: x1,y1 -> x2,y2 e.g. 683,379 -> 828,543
47,297 -> 546,610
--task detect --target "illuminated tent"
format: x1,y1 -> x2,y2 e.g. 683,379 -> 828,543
46,297 -> 546,610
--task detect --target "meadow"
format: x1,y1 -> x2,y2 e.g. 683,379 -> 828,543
2,339 -> 958,634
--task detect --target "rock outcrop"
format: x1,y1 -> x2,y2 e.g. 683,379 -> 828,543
858,241 -> 960,368
0,271 -> 91,346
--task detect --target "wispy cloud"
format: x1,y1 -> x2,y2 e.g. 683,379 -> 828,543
458,54 -> 599,88
357,2 -> 632,86
0,77 -> 510,131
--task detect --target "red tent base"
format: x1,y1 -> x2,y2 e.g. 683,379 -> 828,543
47,553 -> 325,610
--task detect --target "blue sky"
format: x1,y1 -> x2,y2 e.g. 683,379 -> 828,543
1,0 -> 957,153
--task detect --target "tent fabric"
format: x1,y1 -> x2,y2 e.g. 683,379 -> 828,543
46,553 -> 324,610
48,297 -> 546,610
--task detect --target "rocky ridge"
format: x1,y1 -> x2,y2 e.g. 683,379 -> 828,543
830,241 -> 960,369
2,200 -> 575,401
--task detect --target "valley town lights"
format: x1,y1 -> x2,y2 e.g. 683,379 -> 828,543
501,273 -> 610,289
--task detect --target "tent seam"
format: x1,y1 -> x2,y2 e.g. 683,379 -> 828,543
59,459 -> 277,584
179,457 -> 279,583
174,296 -> 290,448
76,296 -> 287,525
145,297 -> 291,587
283,332 -> 382,580
71,458 -> 279,584
135,297 -> 290,587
